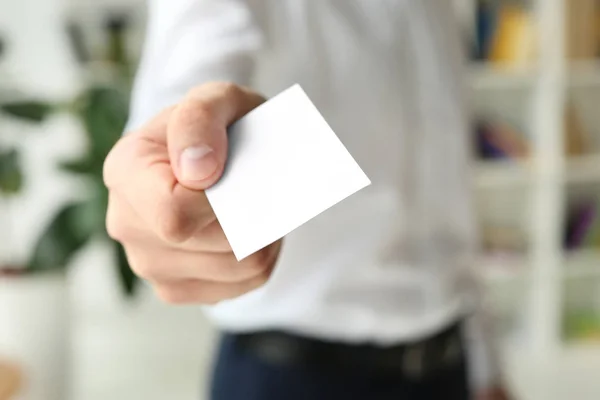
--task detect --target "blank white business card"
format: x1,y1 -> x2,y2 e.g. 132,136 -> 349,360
205,84 -> 371,260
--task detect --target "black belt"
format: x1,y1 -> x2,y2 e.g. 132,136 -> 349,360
233,322 -> 465,379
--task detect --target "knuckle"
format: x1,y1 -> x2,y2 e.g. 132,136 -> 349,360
187,100 -> 216,123
218,82 -> 242,99
174,100 -> 216,134
187,82 -> 242,111
205,81 -> 240,96
103,136 -> 138,189
187,84 -> 209,98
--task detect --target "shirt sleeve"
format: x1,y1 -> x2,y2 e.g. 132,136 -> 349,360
126,0 -> 263,132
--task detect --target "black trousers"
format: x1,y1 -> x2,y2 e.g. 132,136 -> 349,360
210,331 -> 470,400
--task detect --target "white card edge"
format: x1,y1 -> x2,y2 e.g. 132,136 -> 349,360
232,176 -> 372,261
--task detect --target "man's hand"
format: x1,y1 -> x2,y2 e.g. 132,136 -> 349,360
104,82 -> 281,304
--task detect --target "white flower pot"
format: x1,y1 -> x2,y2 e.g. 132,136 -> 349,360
0,272 -> 69,400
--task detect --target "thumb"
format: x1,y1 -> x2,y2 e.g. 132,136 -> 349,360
168,82 -> 265,190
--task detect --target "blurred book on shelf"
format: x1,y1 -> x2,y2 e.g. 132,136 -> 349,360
480,222 -> 528,281
472,0 -> 496,60
475,116 -> 530,268
475,118 -> 530,160
565,102 -> 592,157
563,278 -> 600,342
566,0 -> 600,60
482,224 -> 528,255
564,198 -> 600,251
565,200 -> 597,250
472,0 -> 536,66
564,309 -> 600,342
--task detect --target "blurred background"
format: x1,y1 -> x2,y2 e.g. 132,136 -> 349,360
1,0 -> 600,399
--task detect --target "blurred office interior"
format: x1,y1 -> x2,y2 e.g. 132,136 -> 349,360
2,0 -> 600,399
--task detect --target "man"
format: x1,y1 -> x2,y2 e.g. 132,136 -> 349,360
104,1 -> 511,399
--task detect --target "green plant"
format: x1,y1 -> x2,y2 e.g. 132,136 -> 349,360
0,100 -> 54,272
0,148 -> 23,195
0,14 -> 138,294
0,86 -> 138,295
0,147 -> 23,273
0,32 -> 45,272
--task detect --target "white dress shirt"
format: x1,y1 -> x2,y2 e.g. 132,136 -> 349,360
127,0 -> 501,390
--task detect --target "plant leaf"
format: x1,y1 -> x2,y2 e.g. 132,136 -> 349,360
28,201 -> 93,273
60,158 -> 95,175
114,240 -> 138,297
79,86 -> 129,162
0,148 -> 23,195
1,101 -> 54,122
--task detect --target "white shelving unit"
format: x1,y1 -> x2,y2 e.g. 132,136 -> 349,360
564,249 -> 600,278
469,63 -> 538,90
475,159 -> 533,188
466,0 -> 600,363
569,60 -> 600,87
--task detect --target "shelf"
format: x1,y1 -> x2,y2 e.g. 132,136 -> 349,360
566,154 -> 600,184
478,254 -> 529,284
564,249 -> 600,278
474,154 -> 600,186
470,61 -> 600,89
563,343 -> 600,357
475,160 -> 533,189
468,63 -> 538,91
569,61 -> 600,87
